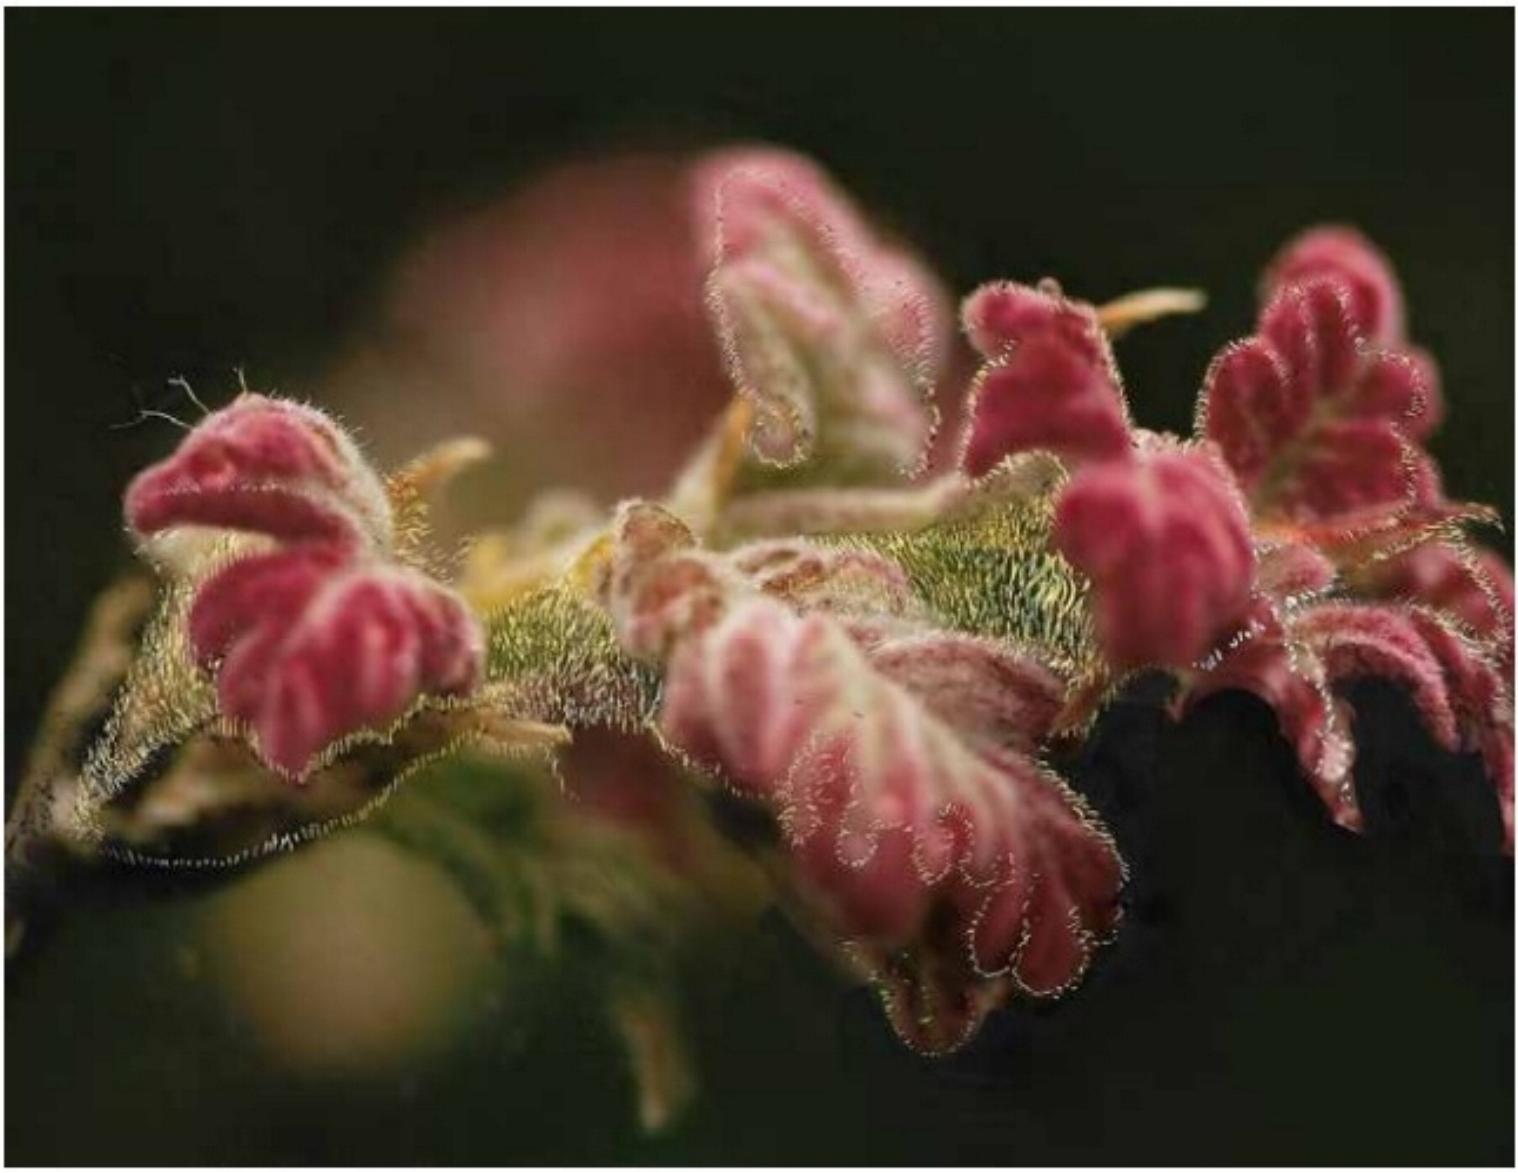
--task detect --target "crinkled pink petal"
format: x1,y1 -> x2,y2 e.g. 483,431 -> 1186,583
618,552 -> 737,663
1053,447 -> 1255,670
187,545 -> 350,668
960,281 -> 1112,368
960,335 -> 1132,477
1260,280 -> 1440,439
1400,610 -> 1508,742
661,597 -> 1122,1050
961,746 -> 1126,992
695,151 -> 949,369
957,282 -> 1130,477
1200,275 -> 1437,526
199,556 -> 483,777
1293,603 -> 1460,752
1274,417 -> 1421,523
1399,609 -> 1515,851
1258,278 -> 1365,400
660,597 -> 813,786
1360,542 -> 1514,662
1199,339 -> 1306,490
1184,596 -> 1513,844
1179,605 -> 1359,830
124,394 -> 391,550
1262,225 -> 1406,346
1353,348 -> 1442,441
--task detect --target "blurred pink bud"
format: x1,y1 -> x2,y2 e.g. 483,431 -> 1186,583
958,282 -> 1129,476
695,147 -> 947,474
328,153 -> 730,509
1201,276 -> 1439,526
1054,446 -> 1255,670
124,394 -> 392,552
127,396 -> 484,778
1262,224 -> 1407,346
1292,603 -> 1461,752
661,597 -> 1122,1049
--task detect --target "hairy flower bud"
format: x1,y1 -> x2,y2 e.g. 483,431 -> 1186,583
1054,446 -> 1255,670
125,395 -> 483,778
124,394 -> 392,555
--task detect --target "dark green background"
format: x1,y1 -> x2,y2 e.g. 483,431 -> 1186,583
6,9 -> 1514,1165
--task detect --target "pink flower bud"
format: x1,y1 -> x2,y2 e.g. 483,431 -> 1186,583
124,394 -> 392,552
125,395 -> 483,779
961,280 -> 1113,368
192,553 -> 483,777
1054,446 -> 1255,670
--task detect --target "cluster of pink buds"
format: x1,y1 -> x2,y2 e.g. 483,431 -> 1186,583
94,146 -> 1511,1061
123,395 -> 484,777
596,502 -> 1123,1051
1184,229 -> 1513,844
949,226 -> 1511,847
959,279 -> 1258,671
